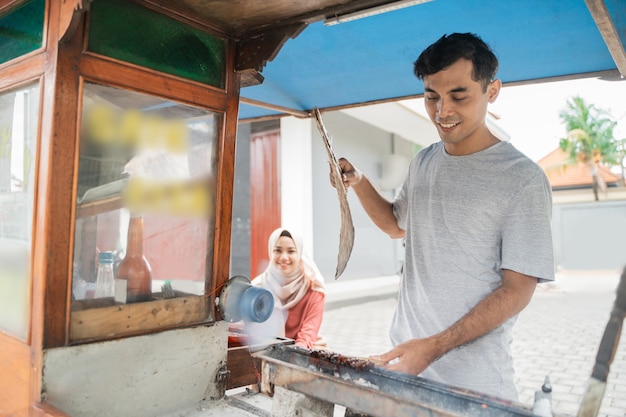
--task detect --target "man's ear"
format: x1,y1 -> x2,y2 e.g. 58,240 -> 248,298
488,79 -> 501,103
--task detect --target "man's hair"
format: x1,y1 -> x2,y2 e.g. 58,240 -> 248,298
413,33 -> 498,92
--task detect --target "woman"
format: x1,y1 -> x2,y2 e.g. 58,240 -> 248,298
252,227 -> 326,349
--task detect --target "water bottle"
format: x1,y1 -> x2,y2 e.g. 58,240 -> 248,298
95,251 -> 115,298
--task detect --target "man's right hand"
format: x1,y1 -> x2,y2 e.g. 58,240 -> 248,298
330,158 -> 362,190
330,157 -> 406,239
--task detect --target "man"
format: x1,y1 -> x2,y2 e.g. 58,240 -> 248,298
334,33 -> 554,401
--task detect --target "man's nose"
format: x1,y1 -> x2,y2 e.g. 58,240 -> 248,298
437,98 -> 454,118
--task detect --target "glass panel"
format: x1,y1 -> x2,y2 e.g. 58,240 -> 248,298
88,0 -> 226,88
0,82 -> 40,340
71,82 -> 219,323
0,0 -> 45,64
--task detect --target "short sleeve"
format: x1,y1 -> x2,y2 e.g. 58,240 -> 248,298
501,170 -> 555,282
393,157 -> 415,231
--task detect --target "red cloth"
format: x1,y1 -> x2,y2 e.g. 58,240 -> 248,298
285,288 -> 325,348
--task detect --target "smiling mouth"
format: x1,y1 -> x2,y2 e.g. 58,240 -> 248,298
438,122 -> 460,129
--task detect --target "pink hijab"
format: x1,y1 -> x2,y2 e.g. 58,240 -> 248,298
253,227 -> 325,310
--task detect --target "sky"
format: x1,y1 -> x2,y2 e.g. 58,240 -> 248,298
489,77 -> 626,162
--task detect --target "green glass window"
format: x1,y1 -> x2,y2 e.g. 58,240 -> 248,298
88,0 -> 226,88
0,0 -> 45,64
0,82 -> 40,340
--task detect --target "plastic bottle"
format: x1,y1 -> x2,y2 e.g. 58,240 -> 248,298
95,251 -> 115,298
117,215 -> 152,303
532,376 -> 553,417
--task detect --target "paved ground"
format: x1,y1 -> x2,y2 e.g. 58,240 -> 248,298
319,270 -> 626,417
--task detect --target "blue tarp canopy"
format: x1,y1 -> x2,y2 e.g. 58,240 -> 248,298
238,0 -> 626,121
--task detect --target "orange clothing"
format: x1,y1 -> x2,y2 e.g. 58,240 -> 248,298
285,288 -> 325,348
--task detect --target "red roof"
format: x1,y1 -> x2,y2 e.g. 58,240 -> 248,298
537,148 -> 620,188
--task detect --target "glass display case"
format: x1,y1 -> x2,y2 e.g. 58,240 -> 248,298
69,82 -> 221,342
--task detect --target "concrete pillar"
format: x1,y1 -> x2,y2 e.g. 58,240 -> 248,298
271,386 -> 334,417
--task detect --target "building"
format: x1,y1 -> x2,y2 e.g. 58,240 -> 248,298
537,147 -> 626,270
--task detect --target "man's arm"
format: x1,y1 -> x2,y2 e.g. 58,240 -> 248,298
335,158 -> 405,239
374,269 -> 537,374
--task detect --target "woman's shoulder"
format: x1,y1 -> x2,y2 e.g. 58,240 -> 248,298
306,288 -> 326,303
296,287 -> 325,307
309,288 -> 325,301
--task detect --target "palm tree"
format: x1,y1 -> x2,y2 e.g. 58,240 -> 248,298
616,137 -> 626,187
558,96 -> 619,201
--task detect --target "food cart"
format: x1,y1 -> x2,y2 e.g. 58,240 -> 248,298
0,1 -> 624,416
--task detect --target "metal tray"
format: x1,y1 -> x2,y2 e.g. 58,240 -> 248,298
255,344 -> 553,417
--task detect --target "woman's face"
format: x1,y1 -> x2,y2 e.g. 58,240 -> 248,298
271,236 -> 299,276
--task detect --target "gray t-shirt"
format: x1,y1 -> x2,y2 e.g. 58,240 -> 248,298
391,140 -> 554,401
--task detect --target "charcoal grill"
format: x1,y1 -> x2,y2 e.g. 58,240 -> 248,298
255,345 -> 568,417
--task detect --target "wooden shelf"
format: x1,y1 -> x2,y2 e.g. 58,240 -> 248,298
75,178 -> 127,218
76,194 -> 124,218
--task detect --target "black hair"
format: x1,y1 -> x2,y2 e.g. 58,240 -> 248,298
280,230 -> 292,238
413,33 -> 499,92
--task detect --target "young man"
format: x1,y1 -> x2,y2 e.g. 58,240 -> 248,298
335,33 -> 554,401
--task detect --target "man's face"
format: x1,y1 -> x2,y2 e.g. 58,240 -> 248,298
423,58 -> 500,155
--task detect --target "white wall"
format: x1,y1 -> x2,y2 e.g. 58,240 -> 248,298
553,200 -> 626,270
340,101 -> 438,148
280,117 -> 314,257
310,111 -> 415,281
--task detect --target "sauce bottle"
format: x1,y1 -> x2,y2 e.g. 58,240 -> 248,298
117,214 -> 152,302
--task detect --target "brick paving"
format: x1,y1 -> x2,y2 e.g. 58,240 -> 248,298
320,272 -> 626,417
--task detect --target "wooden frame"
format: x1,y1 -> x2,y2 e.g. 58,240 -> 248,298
69,294 -> 211,343
0,0 -> 53,412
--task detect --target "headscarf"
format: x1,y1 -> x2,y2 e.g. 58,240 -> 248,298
253,227 -> 325,311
